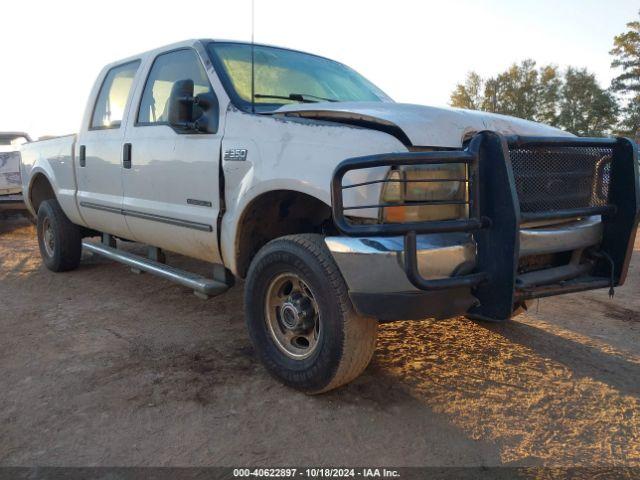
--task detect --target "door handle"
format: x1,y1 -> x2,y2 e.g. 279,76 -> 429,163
123,143 -> 132,169
79,145 -> 86,167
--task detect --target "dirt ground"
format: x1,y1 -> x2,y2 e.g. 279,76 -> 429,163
1,213 -> 639,468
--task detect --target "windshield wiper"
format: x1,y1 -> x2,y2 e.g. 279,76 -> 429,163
254,93 -> 338,103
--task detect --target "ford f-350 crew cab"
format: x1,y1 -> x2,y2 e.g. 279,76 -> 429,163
21,40 -> 640,393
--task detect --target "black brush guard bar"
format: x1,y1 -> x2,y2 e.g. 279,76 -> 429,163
331,131 -> 640,321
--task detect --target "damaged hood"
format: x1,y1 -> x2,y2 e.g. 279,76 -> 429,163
275,101 -> 572,148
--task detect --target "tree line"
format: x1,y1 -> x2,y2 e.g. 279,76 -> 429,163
450,10 -> 639,138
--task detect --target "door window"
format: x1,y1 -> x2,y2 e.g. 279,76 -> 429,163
91,61 -> 140,129
137,49 -> 213,125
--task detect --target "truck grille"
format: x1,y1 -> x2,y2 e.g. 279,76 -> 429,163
509,145 -> 612,213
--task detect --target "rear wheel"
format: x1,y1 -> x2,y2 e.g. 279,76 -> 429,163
244,234 -> 378,394
37,199 -> 82,272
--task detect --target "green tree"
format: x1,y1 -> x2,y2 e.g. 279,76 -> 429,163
618,100 -> 640,137
610,10 -> 640,136
450,60 -> 560,122
449,62 -> 616,136
451,60 -> 555,120
450,72 -> 484,110
557,68 -> 618,136
537,65 -> 561,125
481,77 -> 500,113
492,59 -> 540,120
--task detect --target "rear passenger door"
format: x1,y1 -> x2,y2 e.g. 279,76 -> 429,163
121,48 -> 223,263
76,60 -> 141,239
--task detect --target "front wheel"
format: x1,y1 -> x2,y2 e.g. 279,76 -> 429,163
244,234 -> 378,394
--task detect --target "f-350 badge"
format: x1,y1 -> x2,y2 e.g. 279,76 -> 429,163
224,148 -> 248,161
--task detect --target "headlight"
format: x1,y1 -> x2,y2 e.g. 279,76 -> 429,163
381,163 -> 468,223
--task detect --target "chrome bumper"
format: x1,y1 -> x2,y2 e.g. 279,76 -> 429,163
325,216 -> 603,294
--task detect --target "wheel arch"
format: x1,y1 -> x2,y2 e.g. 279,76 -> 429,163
232,189 -> 334,278
28,171 -> 56,215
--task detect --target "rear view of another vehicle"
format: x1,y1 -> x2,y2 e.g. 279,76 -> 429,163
0,132 -> 31,212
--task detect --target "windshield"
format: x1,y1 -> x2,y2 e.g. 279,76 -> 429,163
207,42 -> 392,112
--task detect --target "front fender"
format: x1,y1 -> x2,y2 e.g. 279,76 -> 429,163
220,180 -> 331,276
219,110 -> 409,275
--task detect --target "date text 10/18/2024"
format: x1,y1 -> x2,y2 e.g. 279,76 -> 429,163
233,468 -> 401,478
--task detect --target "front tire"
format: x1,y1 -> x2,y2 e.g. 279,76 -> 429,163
244,234 -> 378,394
37,199 -> 82,272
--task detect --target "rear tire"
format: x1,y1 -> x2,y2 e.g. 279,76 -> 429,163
244,234 -> 378,394
37,199 -> 82,272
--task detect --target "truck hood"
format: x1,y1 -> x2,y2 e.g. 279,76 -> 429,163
275,102 -> 572,148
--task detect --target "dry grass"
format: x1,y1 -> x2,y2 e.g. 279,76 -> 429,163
376,316 -> 640,466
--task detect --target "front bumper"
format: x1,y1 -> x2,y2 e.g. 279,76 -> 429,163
329,133 -> 639,322
326,216 -> 604,321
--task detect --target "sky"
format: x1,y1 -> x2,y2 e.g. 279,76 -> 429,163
1,0 -> 637,138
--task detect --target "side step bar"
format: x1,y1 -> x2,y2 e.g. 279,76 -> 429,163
82,241 -> 230,299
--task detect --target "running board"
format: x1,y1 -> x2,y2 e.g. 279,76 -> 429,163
82,241 -> 230,299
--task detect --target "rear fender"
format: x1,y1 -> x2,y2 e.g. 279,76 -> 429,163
27,166 -> 85,226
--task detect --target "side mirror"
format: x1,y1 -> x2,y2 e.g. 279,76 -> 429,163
168,79 -> 195,128
168,79 -> 219,134
192,92 -> 220,134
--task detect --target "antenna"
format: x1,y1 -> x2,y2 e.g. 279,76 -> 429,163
251,0 -> 256,114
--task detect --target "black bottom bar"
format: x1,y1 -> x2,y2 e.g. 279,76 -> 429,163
350,288 -> 478,322
520,205 -> 615,223
515,277 -> 610,300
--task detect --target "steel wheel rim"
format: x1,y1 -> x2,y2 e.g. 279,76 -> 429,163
42,217 -> 55,258
265,272 -> 321,360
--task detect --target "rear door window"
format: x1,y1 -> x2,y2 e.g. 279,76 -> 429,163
91,61 -> 141,129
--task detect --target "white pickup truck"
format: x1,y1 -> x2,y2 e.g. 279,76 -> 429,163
21,39 -> 640,393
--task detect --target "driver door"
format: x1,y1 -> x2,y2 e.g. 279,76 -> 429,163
121,48 -> 223,263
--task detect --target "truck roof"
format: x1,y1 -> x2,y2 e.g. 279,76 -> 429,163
102,39 -> 335,70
